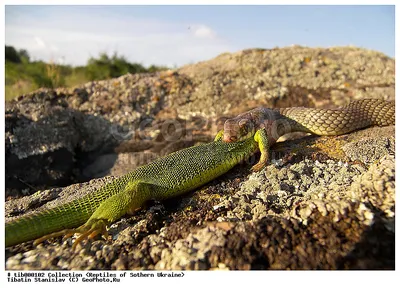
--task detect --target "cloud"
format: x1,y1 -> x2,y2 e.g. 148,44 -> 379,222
5,8 -> 233,67
49,44 -> 59,52
34,37 -> 46,48
192,25 -> 216,39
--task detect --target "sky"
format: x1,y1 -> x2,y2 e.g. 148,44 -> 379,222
5,5 -> 395,67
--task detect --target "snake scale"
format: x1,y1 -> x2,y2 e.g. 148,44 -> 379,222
278,98 -> 395,135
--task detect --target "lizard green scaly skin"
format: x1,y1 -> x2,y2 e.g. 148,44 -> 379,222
5,134 -> 258,248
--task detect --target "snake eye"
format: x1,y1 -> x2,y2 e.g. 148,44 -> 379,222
239,119 -> 249,128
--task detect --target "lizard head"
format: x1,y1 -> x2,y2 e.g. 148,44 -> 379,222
223,118 -> 255,142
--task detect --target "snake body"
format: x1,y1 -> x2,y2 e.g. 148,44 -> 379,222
222,99 -> 395,171
278,98 -> 395,136
223,99 -> 395,144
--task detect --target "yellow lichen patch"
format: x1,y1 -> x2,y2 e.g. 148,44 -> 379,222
273,136 -> 349,163
184,205 -> 193,212
197,192 -> 222,203
309,137 -> 348,161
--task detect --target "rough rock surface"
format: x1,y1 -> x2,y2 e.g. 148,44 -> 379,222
5,46 -> 395,270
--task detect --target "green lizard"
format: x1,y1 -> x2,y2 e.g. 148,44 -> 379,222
6,99 -> 394,249
5,133 -> 258,249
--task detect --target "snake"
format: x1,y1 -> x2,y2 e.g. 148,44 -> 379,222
222,98 -> 395,171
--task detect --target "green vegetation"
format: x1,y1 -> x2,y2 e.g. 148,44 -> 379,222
5,45 -> 169,101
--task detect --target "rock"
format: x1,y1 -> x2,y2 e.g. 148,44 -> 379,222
5,46 -> 395,270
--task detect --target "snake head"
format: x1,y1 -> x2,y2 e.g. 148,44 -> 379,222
223,118 -> 255,142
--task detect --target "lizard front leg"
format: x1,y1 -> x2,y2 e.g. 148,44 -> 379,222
251,128 -> 270,172
214,130 -> 224,141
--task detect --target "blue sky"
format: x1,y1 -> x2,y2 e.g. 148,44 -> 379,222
5,5 -> 395,67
